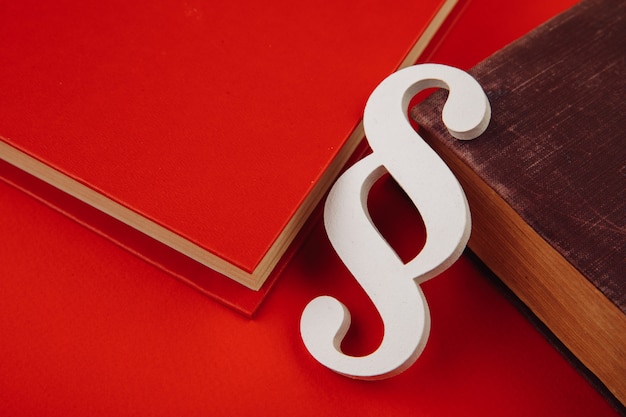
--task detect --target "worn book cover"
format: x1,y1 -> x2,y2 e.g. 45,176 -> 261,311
412,0 -> 625,403
0,0 -> 457,314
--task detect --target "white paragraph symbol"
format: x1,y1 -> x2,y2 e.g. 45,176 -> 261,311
300,64 -> 491,379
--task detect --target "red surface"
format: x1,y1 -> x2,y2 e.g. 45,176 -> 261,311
0,176 -> 618,416
0,0 -> 449,272
1,0 -> 619,415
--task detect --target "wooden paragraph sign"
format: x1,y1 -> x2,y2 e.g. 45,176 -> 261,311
300,64 -> 491,379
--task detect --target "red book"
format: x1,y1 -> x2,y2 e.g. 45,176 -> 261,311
0,0 -> 456,314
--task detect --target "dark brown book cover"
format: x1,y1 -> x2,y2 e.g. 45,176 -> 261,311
411,0 -> 625,404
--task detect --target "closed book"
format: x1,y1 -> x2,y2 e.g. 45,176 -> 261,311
411,0 -> 626,403
0,0 -> 457,314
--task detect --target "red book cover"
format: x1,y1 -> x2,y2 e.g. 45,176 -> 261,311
0,0 -> 457,314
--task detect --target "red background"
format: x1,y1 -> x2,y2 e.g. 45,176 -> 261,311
1,0 -> 620,415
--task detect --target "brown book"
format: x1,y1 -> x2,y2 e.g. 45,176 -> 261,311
411,0 -> 625,404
